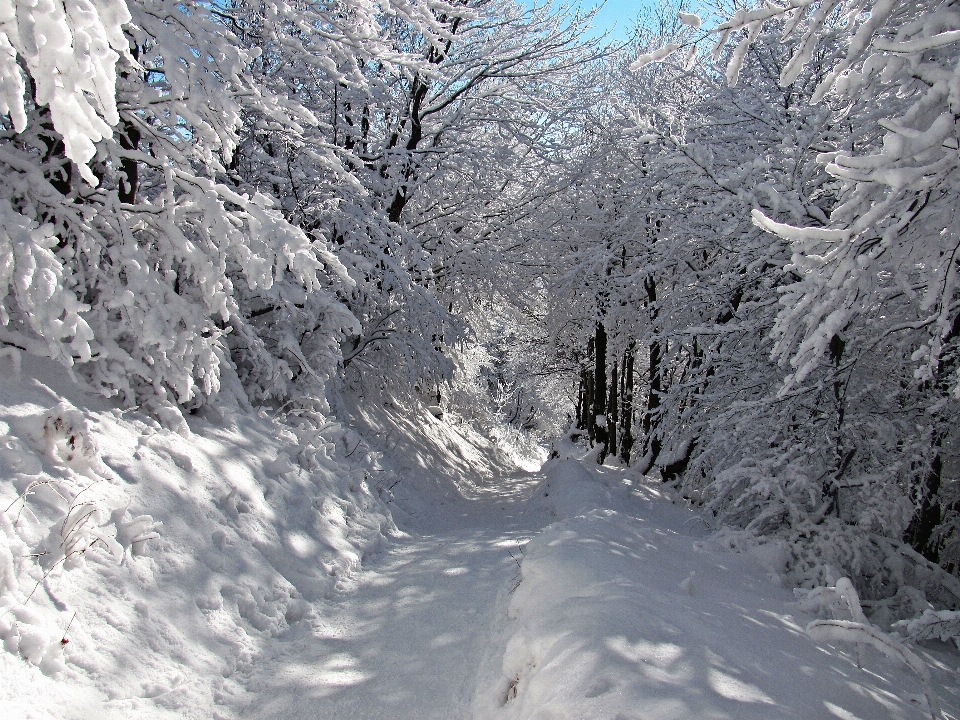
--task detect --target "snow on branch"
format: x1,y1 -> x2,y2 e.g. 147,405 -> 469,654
802,578 -> 942,720
0,0 -> 133,184
807,619 -> 942,720
750,209 -> 850,243
894,609 -> 960,649
629,43 -> 681,72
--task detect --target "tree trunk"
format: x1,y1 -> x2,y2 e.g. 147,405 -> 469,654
906,313 -> 960,562
578,336 -> 595,437
607,358 -> 618,460
118,119 -> 141,204
637,336 -> 663,474
908,440 -> 945,563
637,273 -> 662,475
575,375 -> 585,430
619,343 -> 635,464
594,322 -> 608,463
585,372 -> 595,444
826,332 -> 848,516
661,439 -> 695,484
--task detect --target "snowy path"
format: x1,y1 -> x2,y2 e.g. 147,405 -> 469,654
238,474 -> 546,720
235,459 -> 960,720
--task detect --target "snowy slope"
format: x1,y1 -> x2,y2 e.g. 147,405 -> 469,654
338,388 -> 544,528
225,390 -> 547,719
0,357 -> 399,719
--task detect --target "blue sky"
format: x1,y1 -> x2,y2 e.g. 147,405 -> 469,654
576,0 -> 647,41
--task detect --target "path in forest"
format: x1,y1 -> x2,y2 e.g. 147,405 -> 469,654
238,470 -> 548,720
232,436 -> 960,720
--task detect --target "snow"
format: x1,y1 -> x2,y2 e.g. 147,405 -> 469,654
1,361 -> 959,719
630,43 -> 681,72
476,462 -> 960,720
0,357 -> 397,718
679,12 -> 702,29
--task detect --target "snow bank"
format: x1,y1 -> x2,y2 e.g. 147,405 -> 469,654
478,462 -> 958,720
0,356 -> 397,718
525,458 -> 629,520
340,388 -> 541,527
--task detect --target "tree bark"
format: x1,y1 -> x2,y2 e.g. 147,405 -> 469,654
637,275 -> 662,475
906,313 -> 960,562
908,439 -> 946,563
619,343 -> 635,464
826,331 -> 848,516
594,321 -> 608,463
118,119 -> 141,204
607,357 -> 618,460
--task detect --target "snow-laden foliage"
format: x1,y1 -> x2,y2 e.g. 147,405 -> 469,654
231,0 -> 602,401
0,0 -> 376,415
895,608 -> 960,649
597,0 -> 960,613
0,0 -> 601,420
707,0 -> 960,573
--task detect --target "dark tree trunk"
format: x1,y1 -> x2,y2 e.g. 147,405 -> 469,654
637,335 -> 663,474
906,313 -> 960,562
594,322 -> 608,463
824,331 -> 852,517
908,440 -> 945,563
607,358 -> 618,460
576,375 -> 586,430
661,439 -> 696,484
585,337 -> 596,441
35,102 -> 72,197
637,273 -> 663,475
619,343 -> 635,464
585,372 -> 595,444
118,119 -> 141,204
578,336 -> 595,437
385,18 -> 462,224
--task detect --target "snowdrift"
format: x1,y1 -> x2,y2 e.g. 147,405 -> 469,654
477,459 -> 960,720
0,357 -> 398,718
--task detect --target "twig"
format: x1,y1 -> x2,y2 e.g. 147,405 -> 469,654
61,610 -> 77,643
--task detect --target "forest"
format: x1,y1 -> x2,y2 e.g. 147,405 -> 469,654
1,0 -> 959,657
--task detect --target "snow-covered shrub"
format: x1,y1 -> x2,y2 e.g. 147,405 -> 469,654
42,403 -> 100,471
894,609 -> 960,650
804,579 -> 942,720
0,402 -> 158,674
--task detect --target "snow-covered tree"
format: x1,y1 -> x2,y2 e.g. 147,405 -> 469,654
0,0 -> 389,419
625,0 -> 960,606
